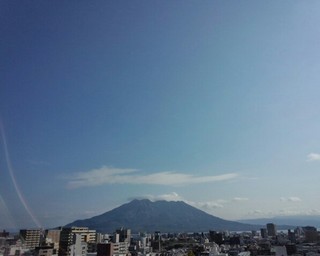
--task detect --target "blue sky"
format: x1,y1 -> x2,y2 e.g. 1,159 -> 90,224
1,1 -> 320,229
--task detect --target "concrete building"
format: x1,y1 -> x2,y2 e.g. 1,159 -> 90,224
35,245 -> 56,256
19,229 -> 41,249
113,229 -> 131,244
288,230 -> 296,243
134,233 -> 152,255
0,230 -> 9,238
285,244 -> 297,255
69,234 -> 87,256
97,243 -> 113,256
46,229 -> 61,251
304,230 -> 319,243
97,241 -> 130,256
260,228 -> 267,239
151,231 -> 161,252
3,245 -> 30,256
70,227 -> 96,243
59,227 -> 95,256
209,231 -> 224,245
266,223 -> 277,237
107,228 -> 131,255
272,246 -> 288,256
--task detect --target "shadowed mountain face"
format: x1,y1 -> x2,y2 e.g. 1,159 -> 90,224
65,199 -> 261,233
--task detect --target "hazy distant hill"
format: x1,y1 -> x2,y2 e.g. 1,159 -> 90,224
240,215 -> 320,228
65,199 -> 262,233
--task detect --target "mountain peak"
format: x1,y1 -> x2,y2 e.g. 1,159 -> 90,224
130,198 -> 152,203
65,199 -> 260,233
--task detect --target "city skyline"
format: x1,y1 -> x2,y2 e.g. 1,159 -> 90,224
1,1 -> 320,229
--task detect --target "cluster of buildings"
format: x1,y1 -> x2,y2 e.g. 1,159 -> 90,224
1,223 -> 320,256
0,227 -> 157,256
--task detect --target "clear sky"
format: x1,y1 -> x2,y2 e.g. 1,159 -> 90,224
1,1 -> 320,229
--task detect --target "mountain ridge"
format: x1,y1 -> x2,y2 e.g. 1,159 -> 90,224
65,199 -> 263,233
239,215 -> 320,228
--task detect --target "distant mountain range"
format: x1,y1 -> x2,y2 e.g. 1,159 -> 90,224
239,216 -> 320,228
66,199 -> 264,233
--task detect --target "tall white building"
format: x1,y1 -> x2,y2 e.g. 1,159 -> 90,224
59,227 -> 96,256
69,234 -> 87,256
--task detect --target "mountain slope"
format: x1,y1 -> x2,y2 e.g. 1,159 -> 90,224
65,199 -> 262,233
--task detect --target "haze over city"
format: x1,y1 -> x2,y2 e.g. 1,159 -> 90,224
1,1 -> 320,230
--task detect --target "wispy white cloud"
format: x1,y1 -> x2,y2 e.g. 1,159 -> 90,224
307,209 -> 320,215
195,201 -> 225,209
129,192 -> 183,202
130,193 -> 250,213
277,208 -> 320,216
233,197 -> 249,202
307,153 -> 320,161
127,192 -> 253,218
67,166 -> 239,189
127,193 -> 226,212
245,210 -> 263,217
289,197 -> 302,202
192,197 -> 249,214
187,199 -> 232,213
280,197 -> 302,202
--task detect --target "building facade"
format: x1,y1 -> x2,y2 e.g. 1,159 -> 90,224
58,227 -> 96,256
19,229 -> 41,249
266,223 -> 277,237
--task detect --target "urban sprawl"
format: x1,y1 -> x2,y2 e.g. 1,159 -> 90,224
0,224 -> 319,256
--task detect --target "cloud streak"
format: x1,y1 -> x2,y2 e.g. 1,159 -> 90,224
127,192 -> 253,217
128,192 -> 184,202
307,153 -> 320,161
67,166 -> 239,189
233,197 -> 249,202
191,200 -> 225,210
280,197 -> 302,202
